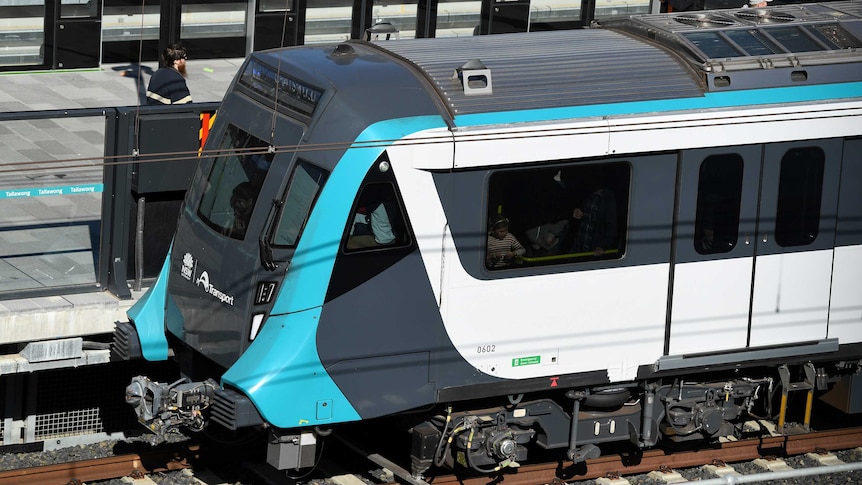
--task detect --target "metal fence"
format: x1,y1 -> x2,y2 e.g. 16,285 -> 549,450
0,103 -> 218,301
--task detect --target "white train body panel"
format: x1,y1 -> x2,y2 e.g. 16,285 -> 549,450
829,245 -> 862,344
750,250 -> 833,347
451,119 -> 610,168
669,258 -> 752,355
443,262 -> 669,382
607,101 -> 862,154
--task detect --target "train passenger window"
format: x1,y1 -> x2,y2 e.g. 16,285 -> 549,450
197,125 -> 274,240
775,147 -> 825,248
694,154 -> 743,255
345,182 -> 410,252
486,162 -> 629,269
271,161 -> 329,248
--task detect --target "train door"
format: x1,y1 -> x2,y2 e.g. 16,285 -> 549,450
668,145 -> 761,355
669,140 -> 842,355
748,139 -> 842,347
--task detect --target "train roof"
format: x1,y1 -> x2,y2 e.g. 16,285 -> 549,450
370,1 -> 862,118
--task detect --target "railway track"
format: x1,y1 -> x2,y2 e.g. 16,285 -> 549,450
3,426 -> 861,485
329,424 -> 862,485
0,444 -> 198,485
422,427 -> 862,485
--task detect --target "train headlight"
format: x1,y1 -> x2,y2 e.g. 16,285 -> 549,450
250,313 -> 266,341
378,160 -> 390,172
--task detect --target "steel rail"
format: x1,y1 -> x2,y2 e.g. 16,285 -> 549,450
0,454 -> 146,485
0,445 -> 196,485
426,427 -> 862,485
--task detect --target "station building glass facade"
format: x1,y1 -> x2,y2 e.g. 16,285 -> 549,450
0,0 -> 656,71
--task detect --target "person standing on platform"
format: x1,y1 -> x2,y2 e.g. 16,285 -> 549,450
146,43 -> 192,105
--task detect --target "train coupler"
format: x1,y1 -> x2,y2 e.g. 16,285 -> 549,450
125,375 -> 218,436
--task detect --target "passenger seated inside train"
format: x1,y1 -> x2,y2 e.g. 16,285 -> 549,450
226,181 -> 255,239
570,174 -> 617,257
487,162 -> 628,267
486,215 -> 526,269
347,184 -> 397,249
524,219 -> 569,257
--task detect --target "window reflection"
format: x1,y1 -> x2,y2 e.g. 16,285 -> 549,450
371,1 -> 418,40
305,0 -> 352,44
259,0 -> 294,13
436,0 -> 481,38
0,1 -> 45,67
181,3 -> 247,40
531,0 -> 581,27
102,4 -> 160,43
593,0 -> 650,20
60,0 -> 98,19
272,162 -> 328,248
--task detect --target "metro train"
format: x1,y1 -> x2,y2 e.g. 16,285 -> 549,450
114,1 -> 862,478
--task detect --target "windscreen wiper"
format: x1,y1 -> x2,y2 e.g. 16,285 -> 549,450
259,198 -> 283,271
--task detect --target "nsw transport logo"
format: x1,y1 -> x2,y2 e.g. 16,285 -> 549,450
181,252 -> 194,281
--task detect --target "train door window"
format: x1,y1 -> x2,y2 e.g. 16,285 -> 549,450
345,182 -> 410,252
774,147 -> 825,248
694,154 -> 743,255
197,125 -> 274,240
271,161 -> 329,247
435,0 -> 481,38
487,162 -> 630,269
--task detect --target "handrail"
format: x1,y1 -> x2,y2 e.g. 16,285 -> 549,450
519,248 -> 619,263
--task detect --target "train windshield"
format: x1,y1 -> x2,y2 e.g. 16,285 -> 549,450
197,125 -> 275,240
271,161 -> 328,247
